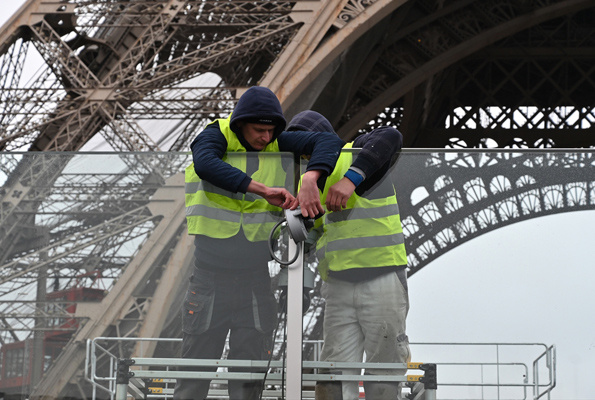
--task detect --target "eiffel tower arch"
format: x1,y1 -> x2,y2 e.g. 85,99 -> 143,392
0,1 -> 594,398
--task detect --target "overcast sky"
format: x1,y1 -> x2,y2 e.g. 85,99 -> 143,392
408,210 -> 595,399
2,3 -> 595,399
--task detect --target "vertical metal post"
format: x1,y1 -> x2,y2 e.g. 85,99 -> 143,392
420,363 -> 437,400
115,359 -> 132,400
424,388 -> 437,400
285,239 -> 304,399
496,344 -> 501,399
31,260 -> 47,388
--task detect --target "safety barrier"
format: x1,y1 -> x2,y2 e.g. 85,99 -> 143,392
85,337 -> 555,400
114,358 -> 434,400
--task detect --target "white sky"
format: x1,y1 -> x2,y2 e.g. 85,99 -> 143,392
408,211 -> 595,399
1,2 -> 26,27
2,3 -> 595,399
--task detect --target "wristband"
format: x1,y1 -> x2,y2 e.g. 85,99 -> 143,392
344,169 -> 364,187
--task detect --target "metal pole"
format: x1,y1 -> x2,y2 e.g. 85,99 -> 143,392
424,388 -> 437,400
496,344 -> 501,399
421,363 -> 437,400
115,359 -> 132,400
115,383 -> 128,400
30,259 -> 47,389
285,239 -> 304,399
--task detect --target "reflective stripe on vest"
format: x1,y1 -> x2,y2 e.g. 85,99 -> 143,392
185,115 -> 286,241
316,143 -> 407,280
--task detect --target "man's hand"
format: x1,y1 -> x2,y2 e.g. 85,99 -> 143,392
247,180 -> 298,209
263,187 -> 298,209
297,170 -> 324,218
326,177 -> 355,212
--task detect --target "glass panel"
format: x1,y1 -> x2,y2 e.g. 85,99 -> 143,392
0,151 -> 295,397
302,149 -> 594,400
1,150 -> 593,398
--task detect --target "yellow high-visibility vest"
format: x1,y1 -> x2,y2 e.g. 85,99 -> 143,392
185,115 -> 286,242
316,143 -> 408,280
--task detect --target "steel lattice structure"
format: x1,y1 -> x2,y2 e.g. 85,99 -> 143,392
398,150 -> 595,274
0,0 -> 594,398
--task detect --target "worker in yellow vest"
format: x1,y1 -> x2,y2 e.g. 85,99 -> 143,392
176,88 -> 343,400
287,111 -> 410,400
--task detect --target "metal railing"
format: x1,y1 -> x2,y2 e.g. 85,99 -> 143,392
405,342 -> 556,400
85,337 -> 555,400
115,358 -> 434,400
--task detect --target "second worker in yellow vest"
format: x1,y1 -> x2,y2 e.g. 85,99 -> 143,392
287,110 -> 411,400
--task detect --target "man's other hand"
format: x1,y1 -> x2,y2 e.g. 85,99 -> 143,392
247,180 -> 297,209
326,177 -> 355,212
263,187 -> 298,209
297,170 -> 324,218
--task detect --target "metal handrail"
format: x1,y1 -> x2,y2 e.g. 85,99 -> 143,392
85,337 -> 555,400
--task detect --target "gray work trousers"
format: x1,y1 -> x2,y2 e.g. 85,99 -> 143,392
173,268 -> 277,400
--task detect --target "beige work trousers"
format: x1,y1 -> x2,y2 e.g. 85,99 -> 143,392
319,270 -> 410,400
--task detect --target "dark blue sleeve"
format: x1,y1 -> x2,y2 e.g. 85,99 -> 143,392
350,126 -> 403,178
277,130 -> 344,176
190,122 -> 252,193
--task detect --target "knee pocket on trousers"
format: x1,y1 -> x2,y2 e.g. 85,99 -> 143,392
251,284 -> 277,333
182,279 -> 215,335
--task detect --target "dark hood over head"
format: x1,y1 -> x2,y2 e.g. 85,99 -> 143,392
287,110 -> 336,135
229,86 -> 286,139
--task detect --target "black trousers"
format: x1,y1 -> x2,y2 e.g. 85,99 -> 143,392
173,267 -> 277,400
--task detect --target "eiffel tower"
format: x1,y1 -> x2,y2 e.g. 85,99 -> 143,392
1,1 -> 594,398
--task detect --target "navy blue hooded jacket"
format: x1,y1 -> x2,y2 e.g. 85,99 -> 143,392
287,110 -> 403,195
189,87 -> 343,271
191,87 -> 343,193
